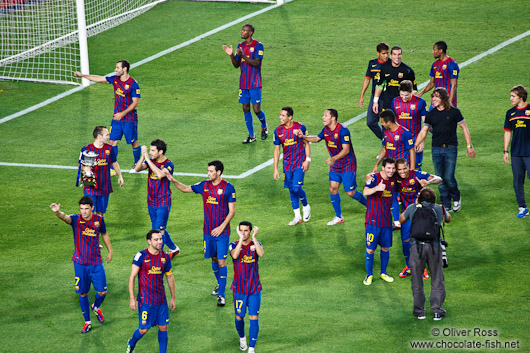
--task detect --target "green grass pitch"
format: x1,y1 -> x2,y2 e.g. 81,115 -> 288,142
0,0 -> 529,352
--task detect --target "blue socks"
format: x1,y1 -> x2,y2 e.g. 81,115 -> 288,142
235,318 -> 245,338
352,190 -> 367,206
289,190 -> 299,211
330,193 -> 342,217
79,295 -> 90,322
132,146 -> 141,164
130,328 -> 144,347
292,186 -> 308,207
365,250 -> 374,277
256,111 -> 267,129
218,266 -> 227,297
244,112 -> 254,137
158,330 -> 168,353
402,241 -> 410,268
211,262 -> 220,283
93,292 -> 105,309
249,319 -> 259,348
381,250 -> 390,274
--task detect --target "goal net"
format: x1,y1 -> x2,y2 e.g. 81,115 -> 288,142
0,0 -> 165,85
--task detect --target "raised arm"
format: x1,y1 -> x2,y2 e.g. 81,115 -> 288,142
50,203 -> 72,224
251,226 -> 264,257
73,72 -> 108,83
163,169 -> 193,193
222,45 -> 241,68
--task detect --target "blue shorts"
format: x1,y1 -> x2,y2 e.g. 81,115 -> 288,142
233,291 -> 261,317
365,224 -> 393,250
74,262 -> 107,294
110,119 -> 138,144
400,219 -> 411,242
329,170 -> 358,192
283,168 -> 305,189
84,194 -> 109,214
204,233 -> 230,260
148,205 -> 170,231
138,303 -> 169,328
238,87 -> 262,105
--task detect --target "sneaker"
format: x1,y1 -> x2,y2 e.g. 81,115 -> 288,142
211,285 -> 219,296
517,207 -> 529,218
327,216 -> 344,226
453,199 -> 461,212
261,127 -> 268,140
239,336 -> 248,351
423,269 -> 429,280
91,304 -> 104,323
399,266 -> 411,278
288,216 -> 302,226
393,220 -> 401,230
81,322 -> 92,334
380,273 -> 394,283
110,169 -> 116,177
242,136 -> 256,144
126,339 -> 135,353
169,245 -> 180,260
416,315 -> 426,320
363,275 -> 373,286
129,166 -> 137,173
217,296 -> 226,307
302,204 -> 311,222
433,313 -> 443,321
248,348 -> 255,353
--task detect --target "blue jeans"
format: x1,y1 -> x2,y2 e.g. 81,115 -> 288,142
432,145 -> 460,208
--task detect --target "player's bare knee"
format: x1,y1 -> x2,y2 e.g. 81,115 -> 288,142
80,293 -> 88,297
242,104 -> 251,113
218,260 -> 227,267
132,140 -> 140,148
366,248 -> 374,254
158,325 -> 168,331
211,257 -> 218,262
97,291 -> 107,296
139,328 -> 149,335
345,191 -> 355,197
235,315 -> 244,321
381,247 -> 389,252
249,315 -> 259,320
110,140 -> 118,146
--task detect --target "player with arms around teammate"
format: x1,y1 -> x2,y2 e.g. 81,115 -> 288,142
164,160 -> 236,307
50,196 -> 113,333
363,157 -> 397,285
79,126 -> 124,216
126,230 -> 176,353
75,60 -> 142,172
359,42 -> 389,140
503,85 -> 530,218
297,108 -> 366,225
417,41 -> 460,107
273,106 -> 312,226
133,139 -> 180,258
223,24 -> 268,144
230,221 -> 264,353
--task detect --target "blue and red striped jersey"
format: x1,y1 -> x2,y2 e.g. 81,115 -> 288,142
397,170 -> 431,209
229,240 -> 262,294
365,58 -> 387,95
234,40 -> 263,89
146,159 -> 174,207
273,121 -> 307,172
81,143 -> 116,196
132,249 -> 172,305
430,57 -> 459,106
105,75 -> 141,123
382,125 -> 414,163
504,103 -> 530,157
69,214 -> 106,265
391,95 -> 427,139
365,172 -> 396,228
317,123 -> 357,173
191,179 -> 236,236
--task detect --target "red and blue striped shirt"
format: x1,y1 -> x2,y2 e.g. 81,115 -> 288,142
81,143 -> 116,196
230,240 -> 262,295
133,249 -> 172,305
430,57 -> 459,107
146,159 -> 174,207
365,172 -> 396,228
234,40 -> 263,89
391,95 -> 427,139
69,214 -> 106,265
274,121 -> 307,172
105,75 -> 141,123
191,179 -> 236,236
397,170 -> 431,209
317,123 -> 357,173
382,125 -> 414,163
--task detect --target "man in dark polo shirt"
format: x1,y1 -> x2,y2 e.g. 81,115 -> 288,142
415,88 -> 476,211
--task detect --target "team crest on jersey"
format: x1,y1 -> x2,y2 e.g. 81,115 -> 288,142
411,105 -> 416,110
398,72 -> 403,78
125,84 -> 129,90
106,150 -> 110,155
334,133 -> 338,139
250,245 -> 256,251
94,221 -> 99,227
217,189 -> 223,195
161,257 -> 166,263
442,65 -> 447,70
394,135 -> 400,141
250,47 -> 254,53
525,110 -> 530,116
409,179 -> 415,185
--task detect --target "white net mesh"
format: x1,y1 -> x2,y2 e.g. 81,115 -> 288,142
0,0 -> 163,85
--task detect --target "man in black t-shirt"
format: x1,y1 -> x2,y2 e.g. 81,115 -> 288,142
415,88 -> 476,211
372,46 -> 417,114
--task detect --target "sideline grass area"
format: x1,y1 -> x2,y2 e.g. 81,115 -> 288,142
0,1 -> 529,352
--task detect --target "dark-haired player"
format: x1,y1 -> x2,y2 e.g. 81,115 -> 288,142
298,109 -> 366,225
273,106 -> 311,226
79,126 -> 124,216
133,139 -> 180,258
230,221 -> 264,353
165,160 -> 236,307
223,24 -> 268,144
50,196 -> 113,333
363,157 -> 397,285
75,59 -> 142,172
359,42 -> 389,139
126,230 -> 176,353
417,41 -> 460,107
